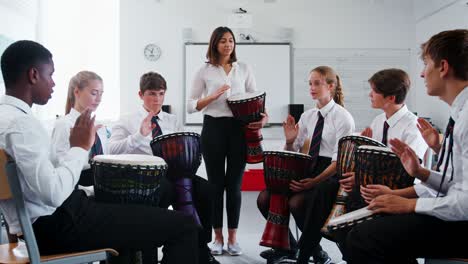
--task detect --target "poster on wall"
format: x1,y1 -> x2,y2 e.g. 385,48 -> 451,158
0,34 -> 14,93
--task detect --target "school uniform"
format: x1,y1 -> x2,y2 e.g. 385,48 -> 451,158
0,95 -> 198,264
108,105 -> 214,254
345,87 -> 468,263
50,107 -> 109,186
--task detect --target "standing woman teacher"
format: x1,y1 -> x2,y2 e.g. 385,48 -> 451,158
187,26 -> 267,256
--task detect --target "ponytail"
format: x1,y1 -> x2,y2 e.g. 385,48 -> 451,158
334,75 -> 344,107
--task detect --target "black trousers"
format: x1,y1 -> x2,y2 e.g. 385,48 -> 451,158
297,178 -> 339,260
296,157 -> 338,260
201,115 -> 246,229
32,190 -> 199,264
159,175 -> 214,244
345,213 -> 468,264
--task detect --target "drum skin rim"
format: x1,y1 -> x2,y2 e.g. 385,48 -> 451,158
263,150 -> 313,160
356,145 -> 396,157
90,160 -> 168,170
150,131 -> 201,145
339,135 -> 384,146
91,154 -> 166,166
226,91 -> 266,104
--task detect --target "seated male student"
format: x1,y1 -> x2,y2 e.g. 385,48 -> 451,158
344,28 -> 468,264
339,68 -> 430,209
296,68 -> 429,263
108,71 -> 219,264
0,40 -> 199,264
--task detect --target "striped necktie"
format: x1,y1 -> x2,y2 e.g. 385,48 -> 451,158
151,116 -> 162,138
437,117 -> 455,195
308,111 -> 324,168
381,121 -> 389,146
90,133 -> 103,158
436,117 -> 455,171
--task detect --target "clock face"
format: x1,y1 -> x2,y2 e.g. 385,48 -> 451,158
144,44 -> 161,61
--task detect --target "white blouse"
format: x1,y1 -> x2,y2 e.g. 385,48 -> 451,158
50,108 -> 109,170
187,61 -> 256,117
291,100 -> 355,161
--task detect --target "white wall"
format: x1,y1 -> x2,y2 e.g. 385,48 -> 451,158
0,0 -> 38,94
120,0 -> 415,128
410,0 -> 468,129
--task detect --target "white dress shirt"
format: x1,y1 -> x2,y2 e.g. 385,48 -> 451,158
187,61 -> 256,117
108,105 -> 183,155
369,105 -> 434,197
0,95 -> 88,234
291,100 -> 355,161
415,87 -> 468,221
50,108 -> 109,170
369,105 -> 428,159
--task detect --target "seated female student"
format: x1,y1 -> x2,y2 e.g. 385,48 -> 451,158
257,65 -> 355,264
51,71 -> 108,186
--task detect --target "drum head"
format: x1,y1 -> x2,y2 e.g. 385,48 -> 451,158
357,145 -> 394,156
340,135 -> 384,146
227,91 -> 265,102
92,154 -> 166,166
263,150 -> 313,160
151,131 -> 200,144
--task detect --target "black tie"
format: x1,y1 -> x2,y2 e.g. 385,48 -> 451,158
308,112 -> 325,169
90,133 -> 103,158
436,117 -> 455,171
151,116 -> 162,138
381,121 -> 389,146
437,117 -> 455,195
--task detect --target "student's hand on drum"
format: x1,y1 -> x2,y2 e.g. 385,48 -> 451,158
417,117 -> 441,151
367,194 -> 416,214
247,113 -> 269,129
283,115 -> 299,144
389,138 -> 423,177
361,184 -> 392,204
360,127 -> 373,138
140,111 -> 156,137
70,108 -> 99,151
210,84 -> 230,100
339,172 -> 355,192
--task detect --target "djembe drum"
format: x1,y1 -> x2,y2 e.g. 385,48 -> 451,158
92,154 -> 167,207
321,135 -> 385,240
260,150 -> 314,250
327,146 -> 413,233
227,91 -> 266,163
150,132 -> 202,226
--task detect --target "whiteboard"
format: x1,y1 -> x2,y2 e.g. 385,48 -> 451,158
293,48 -> 411,131
184,43 -> 291,125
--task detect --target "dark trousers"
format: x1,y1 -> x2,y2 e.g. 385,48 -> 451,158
345,213 -> 468,264
201,115 -> 246,229
159,175 -> 214,244
78,168 -> 94,186
32,190 -> 198,264
297,178 -> 339,260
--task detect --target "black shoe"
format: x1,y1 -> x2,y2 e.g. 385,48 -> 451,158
207,251 -> 220,264
260,249 -> 277,259
312,250 -> 332,264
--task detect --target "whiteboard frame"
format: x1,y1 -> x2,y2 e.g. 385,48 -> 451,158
183,42 -> 292,126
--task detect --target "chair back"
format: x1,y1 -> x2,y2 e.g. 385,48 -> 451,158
0,149 -> 42,263
0,150 -> 12,200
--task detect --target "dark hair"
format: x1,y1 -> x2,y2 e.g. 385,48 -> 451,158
369,68 -> 410,104
311,66 -> 345,107
65,71 -> 103,114
140,71 -> 167,93
421,29 -> 468,81
1,40 -> 52,88
206,26 -> 237,66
